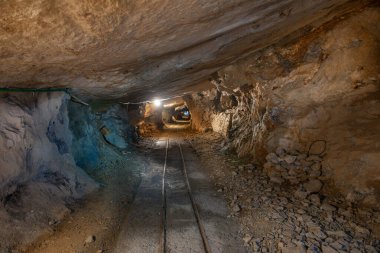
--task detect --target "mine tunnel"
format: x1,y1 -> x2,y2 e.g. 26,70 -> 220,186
0,1 -> 379,253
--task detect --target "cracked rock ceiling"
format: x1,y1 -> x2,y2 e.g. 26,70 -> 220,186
0,0 -> 368,102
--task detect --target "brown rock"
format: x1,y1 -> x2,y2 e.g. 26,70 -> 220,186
303,179 -> 323,193
321,245 -> 339,253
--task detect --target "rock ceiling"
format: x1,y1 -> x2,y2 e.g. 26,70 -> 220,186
0,0 -> 366,102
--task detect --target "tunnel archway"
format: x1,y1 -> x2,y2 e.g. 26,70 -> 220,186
162,102 -> 192,129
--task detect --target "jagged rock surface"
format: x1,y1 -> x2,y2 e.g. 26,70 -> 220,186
68,102 -> 135,169
0,92 -> 98,251
186,7 -> 380,208
0,0 -> 366,101
192,134 -> 380,253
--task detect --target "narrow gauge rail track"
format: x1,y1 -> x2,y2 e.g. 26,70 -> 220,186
160,139 -> 212,253
113,138 -> 246,253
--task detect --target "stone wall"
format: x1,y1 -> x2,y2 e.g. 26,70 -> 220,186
68,102 -> 134,170
0,92 -> 98,250
186,7 -> 380,208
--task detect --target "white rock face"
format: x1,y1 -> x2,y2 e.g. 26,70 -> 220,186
0,92 -> 97,249
0,0 -> 360,101
211,112 -> 231,137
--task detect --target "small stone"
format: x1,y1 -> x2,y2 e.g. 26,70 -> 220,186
270,176 -> 284,184
246,164 -> 256,170
85,235 -> 96,244
264,162 -> 273,170
345,191 -> 363,203
309,169 -> 322,178
276,147 -> 286,157
308,140 -> 326,155
325,230 -> 347,238
284,155 -> 297,164
281,245 -> 306,253
295,189 -> 308,199
307,244 -> 322,253
362,194 -> 377,207
306,155 -> 323,162
232,204 -> 241,213
48,219 -> 57,226
297,154 -> 307,160
266,152 -> 279,163
301,160 -> 314,167
365,245 -> 378,253
303,179 -> 323,193
309,225 -> 327,239
253,239 -> 262,251
337,208 -> 351,217
308,194 -> 321,206
354,224 -> 370,236
321,245 -> 338,253
243,234 -> 252,244
311,162 -> 321,171
321,202 -> 337,212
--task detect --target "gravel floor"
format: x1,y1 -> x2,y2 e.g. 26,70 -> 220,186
191,133 -> 380,253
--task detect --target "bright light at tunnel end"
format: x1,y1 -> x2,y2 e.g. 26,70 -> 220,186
153,99 -> 162,107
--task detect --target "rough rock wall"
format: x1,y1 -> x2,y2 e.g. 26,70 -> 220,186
187,7 -> 380,208
69,102 -> 135,170
136,103 -> 163,136
184,88 -> 237,136
184,91 -> 215,132
0,0 -> 369,101
0,92 -> 97,251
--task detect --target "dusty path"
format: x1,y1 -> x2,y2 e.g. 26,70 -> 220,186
26,150 -> 143,253
25,135 -> 247,253
113,139 -> 166,253
114,138 -> 248,253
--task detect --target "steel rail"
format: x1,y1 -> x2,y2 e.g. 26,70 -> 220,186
178,143 -> 212,253
160,139 -> 169,253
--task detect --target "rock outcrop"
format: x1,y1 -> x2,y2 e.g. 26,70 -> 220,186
192,134 -> 380,253
0,92 -> 98,250
69,102 -> 135,169
0,0 -> 369,101
186,7 -> 380,208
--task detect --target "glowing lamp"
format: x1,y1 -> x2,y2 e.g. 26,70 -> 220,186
153,99 -> 162,107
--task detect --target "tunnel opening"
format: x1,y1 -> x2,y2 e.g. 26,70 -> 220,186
0,2 -> 379,253
162,103 -> 192,129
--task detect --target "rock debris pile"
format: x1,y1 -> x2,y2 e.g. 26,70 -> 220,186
235,165 -> 378,253
193,134 -> 380,253
263,141 -> 327,202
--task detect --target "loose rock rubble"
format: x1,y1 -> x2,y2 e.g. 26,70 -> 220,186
192,133 -> 380,253
264,147 -> 325,189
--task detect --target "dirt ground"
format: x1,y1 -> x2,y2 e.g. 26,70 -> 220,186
25,149 -> 143,253
190,133 -> 380,253
21,131 -> 380,253
23,131 -> 248,253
